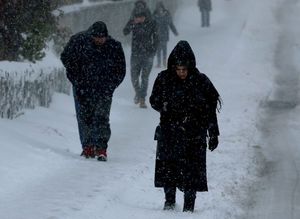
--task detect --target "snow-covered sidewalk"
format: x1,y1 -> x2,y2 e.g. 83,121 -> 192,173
0,0 -> 286,218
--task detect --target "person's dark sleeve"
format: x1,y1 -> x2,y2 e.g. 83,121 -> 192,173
168,13 -> 178,36
151,20 -> 159,56
123,19 -> 134,36
111,42 -> 126,89
205,76 -> 220,137
60,35 -> 81,86
208,98 -> 219,137
150,74 -> 164,112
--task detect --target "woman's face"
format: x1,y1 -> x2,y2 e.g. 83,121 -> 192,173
92,36 -> 107,46
176,65 -> 188,80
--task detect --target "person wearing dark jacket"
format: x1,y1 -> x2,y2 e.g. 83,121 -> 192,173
123,1 -> 158,108
150,40 -> 220,212
153,1 -> 178,68
60,21 -> 126,161
198,0 -> 212,27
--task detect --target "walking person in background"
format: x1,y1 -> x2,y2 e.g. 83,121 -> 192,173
150,40 -> 221,212
153,1 -> 178,68
61,21 -> 126,161
198,0 -> 212,27
123,1 -> 158,108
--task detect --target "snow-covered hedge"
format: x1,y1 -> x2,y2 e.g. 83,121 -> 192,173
0,67 -> 70,119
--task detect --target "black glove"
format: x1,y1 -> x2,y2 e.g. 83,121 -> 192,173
208,136 -> 219,151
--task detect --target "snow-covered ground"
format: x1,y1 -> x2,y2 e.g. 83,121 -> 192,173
1,0 -> 299,218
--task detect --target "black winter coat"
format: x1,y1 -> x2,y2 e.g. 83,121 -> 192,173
123,16 -> 158,58
61,30 -> 126,99
150,41 -> 220,191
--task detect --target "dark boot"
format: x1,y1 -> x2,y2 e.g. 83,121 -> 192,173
163,201 -> 175,210
163,187 -> 176,210
139,98 -> 147,108
183,190 -> 196,212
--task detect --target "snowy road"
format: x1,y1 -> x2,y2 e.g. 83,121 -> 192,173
1,0 -> 299,218
244,0 -> 300,218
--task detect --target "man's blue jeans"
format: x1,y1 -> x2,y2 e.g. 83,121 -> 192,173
73,89 -> 112,149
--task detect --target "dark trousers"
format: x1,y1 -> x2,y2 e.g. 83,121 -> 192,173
164,187 -> 176,203
183,189 -> 197,212
130,55 -> 154,99
201,10 -> 210,27
164,187 -> 196,207
156,41 -> 167,66
73,89 -> 112,149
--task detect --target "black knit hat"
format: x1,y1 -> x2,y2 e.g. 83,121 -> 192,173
133,7 -> 147,18
88,21 -> 108,37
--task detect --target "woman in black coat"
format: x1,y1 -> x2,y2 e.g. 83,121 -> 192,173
149,40 -> 220,212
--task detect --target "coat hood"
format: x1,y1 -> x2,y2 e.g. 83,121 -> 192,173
167,40 -> 196,70
135,0 -> 147,8
87,21 -> 108,37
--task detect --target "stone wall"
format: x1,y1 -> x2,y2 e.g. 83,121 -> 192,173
59,0 -> 179,44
